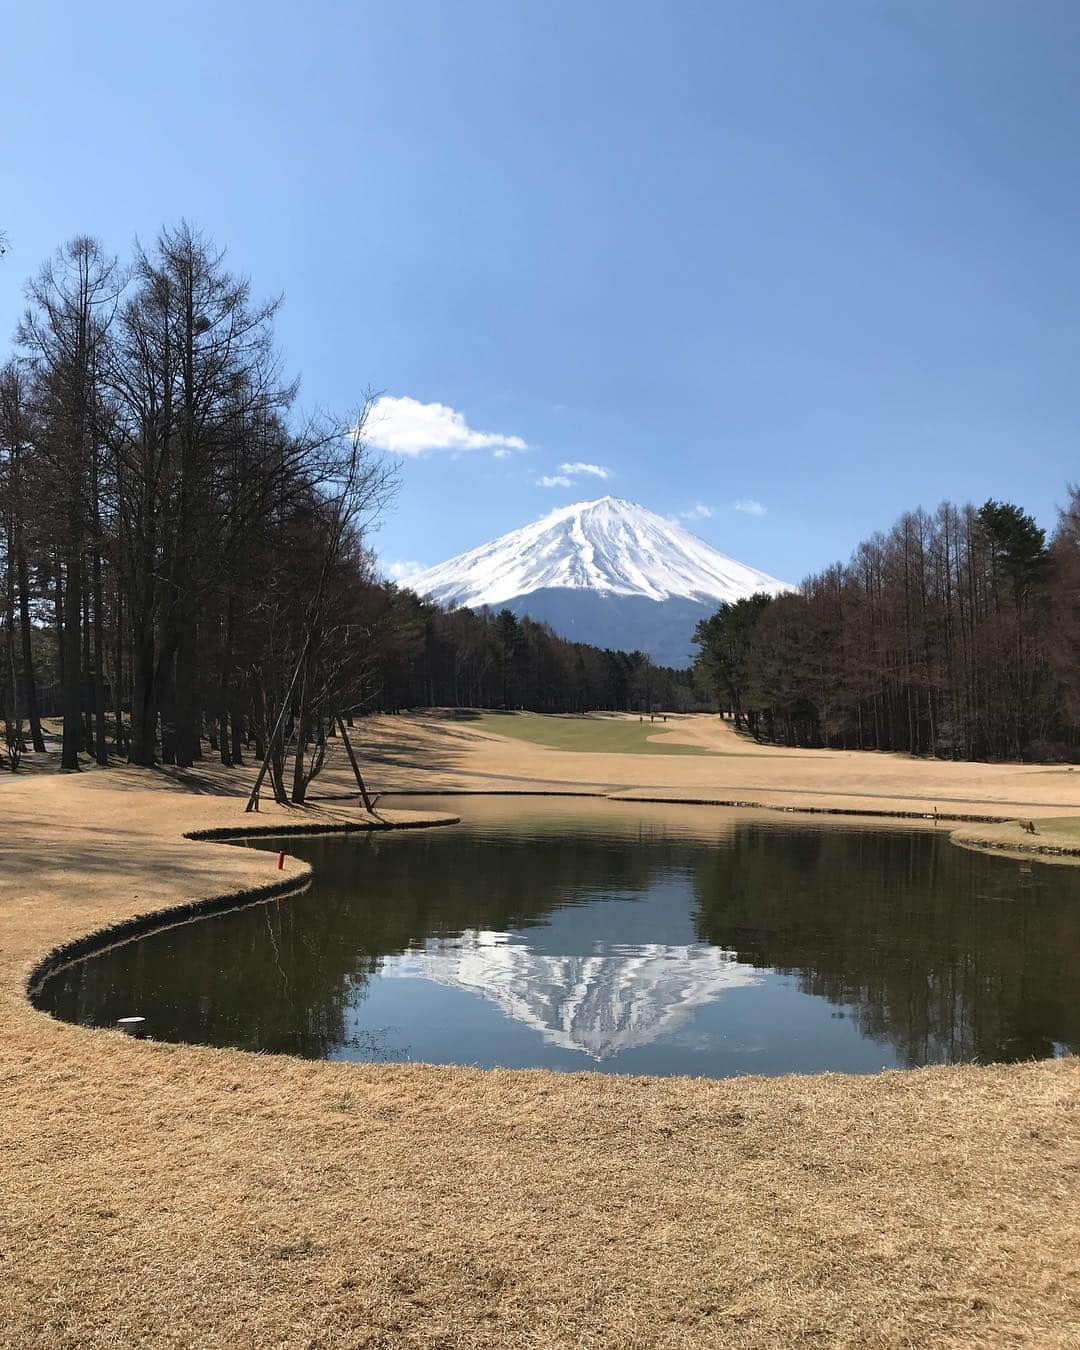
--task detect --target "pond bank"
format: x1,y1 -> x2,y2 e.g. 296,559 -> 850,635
951,816 -> 1080,865
3,723 -> 1080,1348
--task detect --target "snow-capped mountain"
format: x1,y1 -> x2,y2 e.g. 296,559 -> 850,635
406,496 -> 792,667
411,496 -> 787,607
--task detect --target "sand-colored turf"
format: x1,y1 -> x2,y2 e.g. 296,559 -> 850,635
3,713 -> 1080,1348
351,710 -> 1080,821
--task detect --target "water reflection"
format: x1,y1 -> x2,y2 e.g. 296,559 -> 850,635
35,800 -> 1080,1077
692,827 -> 1080,1066
385,933 -> 760,1059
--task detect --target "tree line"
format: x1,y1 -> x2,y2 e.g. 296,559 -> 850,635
343,587 -> 697,715
0,225 -> 694,787
694,496 -> 1080,761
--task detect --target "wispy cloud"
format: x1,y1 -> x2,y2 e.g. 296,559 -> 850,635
366,395 -> 528,457
558,461 -> 610,479
733,498 -> 767,517
534,460 -> 612,490
680,503 -> 714,521
385,559 -> 425,583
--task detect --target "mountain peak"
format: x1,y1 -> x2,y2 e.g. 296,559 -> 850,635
408,496 -> 792,609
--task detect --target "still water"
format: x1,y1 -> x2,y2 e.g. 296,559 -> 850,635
35,798 -> 1080,1077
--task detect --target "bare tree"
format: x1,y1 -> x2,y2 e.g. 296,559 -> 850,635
105,223 -> 292,766
247,399 -> 397,808
18,238 -> 122,770
0,362 -> 46,753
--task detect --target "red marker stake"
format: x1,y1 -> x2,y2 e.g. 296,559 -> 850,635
277,851 -> 285,870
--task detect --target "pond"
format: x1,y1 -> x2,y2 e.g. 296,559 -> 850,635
34,797 -> 1080,1077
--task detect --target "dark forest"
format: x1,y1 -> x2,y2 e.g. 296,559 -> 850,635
693,495 -> 1080,760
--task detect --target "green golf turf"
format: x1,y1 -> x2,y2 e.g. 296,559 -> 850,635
468,711 -> 714,755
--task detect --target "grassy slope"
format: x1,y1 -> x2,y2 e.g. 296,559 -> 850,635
468,711 -> 714,755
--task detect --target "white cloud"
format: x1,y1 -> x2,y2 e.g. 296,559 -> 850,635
365,395 -> 528,457
680,503 -> 714,521
385,559 -> 425,583
558,461 -> 610,479
733,498 -> 767,517
537,475 -> 573,488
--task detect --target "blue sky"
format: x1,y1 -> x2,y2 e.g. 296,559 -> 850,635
3,1 -> 1080,584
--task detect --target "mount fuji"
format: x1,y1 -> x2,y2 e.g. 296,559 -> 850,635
406,496 -> 793,667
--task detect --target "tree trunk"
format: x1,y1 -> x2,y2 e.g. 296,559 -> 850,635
172,615 -> 200,767
290,659 -> 310,804
54,553 -> 64,697
128,610 -> 158,766
91,457 -> 108,764
16,528 -> 45,753
81,585 -> 94,752
218,595 -> 237,766
91,550 -> 108,764
230,705 -> 243,764
60,545 -> 82,771
112,590 -> 126,756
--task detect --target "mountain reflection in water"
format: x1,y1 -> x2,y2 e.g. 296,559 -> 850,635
35,798 -> 1080,1077
385,932 -> 760,1059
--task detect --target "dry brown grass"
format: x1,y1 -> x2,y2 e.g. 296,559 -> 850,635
2,718 -> 1080,1348
343,710 -> 1080,821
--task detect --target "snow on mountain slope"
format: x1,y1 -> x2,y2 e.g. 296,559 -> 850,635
408,496 -> 791,608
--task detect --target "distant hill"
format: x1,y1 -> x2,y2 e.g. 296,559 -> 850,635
406,496 -> 793,667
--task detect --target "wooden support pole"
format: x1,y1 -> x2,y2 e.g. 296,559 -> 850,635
335,712 -> 375,813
